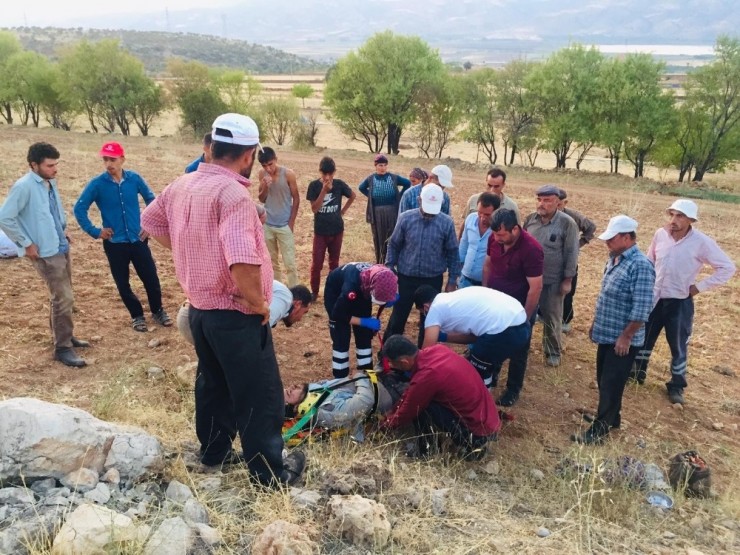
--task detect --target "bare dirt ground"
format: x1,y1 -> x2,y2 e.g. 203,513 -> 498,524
0,125 -> 738,553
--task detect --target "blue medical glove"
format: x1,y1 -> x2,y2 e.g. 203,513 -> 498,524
358,317 -> 381,331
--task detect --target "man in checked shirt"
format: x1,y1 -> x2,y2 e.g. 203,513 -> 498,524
573,215 -> 655,445
141,113 -> 305,486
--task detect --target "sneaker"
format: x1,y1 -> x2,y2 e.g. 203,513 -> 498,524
668,389 -> 685,405
562,322 -> 572,334
132,316 -> 148,332
497,388 -> 520,407
282,450 -> 306,485
545,355 -> 561,367
152,309 -> 173,327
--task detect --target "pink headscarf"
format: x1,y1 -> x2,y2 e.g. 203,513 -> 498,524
359,265 -> 398,303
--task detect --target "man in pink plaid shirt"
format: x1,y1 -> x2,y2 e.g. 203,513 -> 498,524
142,113 -> 305,486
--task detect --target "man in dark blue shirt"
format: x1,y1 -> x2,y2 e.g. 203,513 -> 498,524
184,133 -> 212,173
74,142 -> 172,332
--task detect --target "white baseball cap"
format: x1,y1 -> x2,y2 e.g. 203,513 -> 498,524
420,184 -> 444,215
212,113 -> 261,149
667,199 -> 699,221
598,215 -> 638,240
431,165 -> 454,188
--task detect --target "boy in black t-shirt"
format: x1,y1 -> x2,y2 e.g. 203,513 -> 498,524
306,157 -> 356,300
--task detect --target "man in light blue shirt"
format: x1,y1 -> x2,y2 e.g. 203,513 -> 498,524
0,142 -> 88,367
75,142 -> 171,332
458,192 -> 500,288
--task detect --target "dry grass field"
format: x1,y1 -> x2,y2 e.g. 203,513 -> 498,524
0,124 -> 739,554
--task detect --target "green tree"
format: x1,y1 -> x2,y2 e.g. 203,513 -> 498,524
128,76 -> 166,136
36,64 -> 81,131
596,58 -> 630,173
460,69 -> 499,164
4,51 -> 53,126
291,83 -> 314,108
526,45 -> 605,169
217,69 -> 262,113
493,60 -> 538,165
681,36 -> 740,182
168,59 -> 226,137
261,97 -> 299,146
324,31 -> 446,153
413,76 -> 465,159
0,31 -> 22,123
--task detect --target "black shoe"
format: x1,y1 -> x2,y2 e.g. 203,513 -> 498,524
71,337 -> 90,348
282,451 -> 306,485
497,389 -> 520,407
152,309 -> 173,327
54,348 -> 86,367
570,429 -> 605,445
668,389 -> 684,405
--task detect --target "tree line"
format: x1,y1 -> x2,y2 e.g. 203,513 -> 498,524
2,29 -> 738,182
325,32 -> 740,182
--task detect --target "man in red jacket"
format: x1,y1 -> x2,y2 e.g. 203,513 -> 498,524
380,335 -> 500,459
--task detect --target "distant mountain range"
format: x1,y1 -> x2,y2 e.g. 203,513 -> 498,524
60,0 -> 735,62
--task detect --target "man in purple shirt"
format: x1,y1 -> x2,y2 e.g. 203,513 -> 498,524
632,199 -> 735,405
482,209 -> 544,406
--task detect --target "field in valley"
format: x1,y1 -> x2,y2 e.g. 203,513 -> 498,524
0,120 -> 739,553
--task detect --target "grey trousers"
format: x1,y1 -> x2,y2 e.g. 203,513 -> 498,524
32,251 -> 75,350
539,282 -> 565,358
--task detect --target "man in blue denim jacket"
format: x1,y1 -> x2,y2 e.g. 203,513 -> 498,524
0,142 -> 89,367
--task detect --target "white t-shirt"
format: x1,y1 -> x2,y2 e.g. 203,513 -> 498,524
0,229 -> 17,258
425,286 -> 526,336
270,280 -> 294,327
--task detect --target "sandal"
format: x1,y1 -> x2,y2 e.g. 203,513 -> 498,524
132,316 -> 148,332
152,309 -> 173,327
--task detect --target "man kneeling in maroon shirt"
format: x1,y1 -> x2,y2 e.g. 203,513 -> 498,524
380,335 -> 500,460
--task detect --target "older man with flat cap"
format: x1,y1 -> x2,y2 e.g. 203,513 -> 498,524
632,199 -> 735,405
522,184 -> 580,366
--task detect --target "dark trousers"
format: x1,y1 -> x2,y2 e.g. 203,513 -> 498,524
324,290 -> 373,378
633,298 -> 693,391
468,322 -> 531,386
414,402 -> 489,456
491,312 -> 537,394
563,266 -> 578,324
591,343 -> 639,437
370,205 -> 398,264
189,308 -> 285,485
310,232 -> 343,296
103,240 -> 162,319
383,273 -> 443,347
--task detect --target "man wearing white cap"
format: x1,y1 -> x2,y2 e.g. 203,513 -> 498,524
573,215 -> 654,444
632,199 -> 735,405
142,113 -> 305,485
384,184 -> 460,347
398,164 -> 453,216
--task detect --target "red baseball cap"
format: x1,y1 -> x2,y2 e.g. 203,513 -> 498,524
99,142 -> 125,158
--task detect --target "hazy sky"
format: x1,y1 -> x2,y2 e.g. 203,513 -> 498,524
4,1 -> 235,27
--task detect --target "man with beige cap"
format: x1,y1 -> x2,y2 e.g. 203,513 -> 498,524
632,199 -> 735,405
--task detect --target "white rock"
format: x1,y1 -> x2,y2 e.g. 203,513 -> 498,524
326,494 -> 391,548
0,487 -> 35,505
252,520 -> 317,555
686,549 -> 707,555
196,476 -> 222,493
191,522 -> 222,547
183,498 -> 209,524
0,397 -> 163,482
101,468 -> 120,485
431,488 -> 450,516
60,468 -> 99,492
536,526 -> 551,538
43,496 -> 70,507
530,469 -> 545,482
143,516 -> 194,555
289,487 -> 322,510
2,507 -> 63,554
175,362 -> 198,386
483,460 -> 500,475
51,504 -> 146,554
165,480 -> 193,503
84,483 -> 111,504
147,367 -> 165,380
712,422 -> 724,431
147,338 -> 161,348
466,469 -> 478,480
